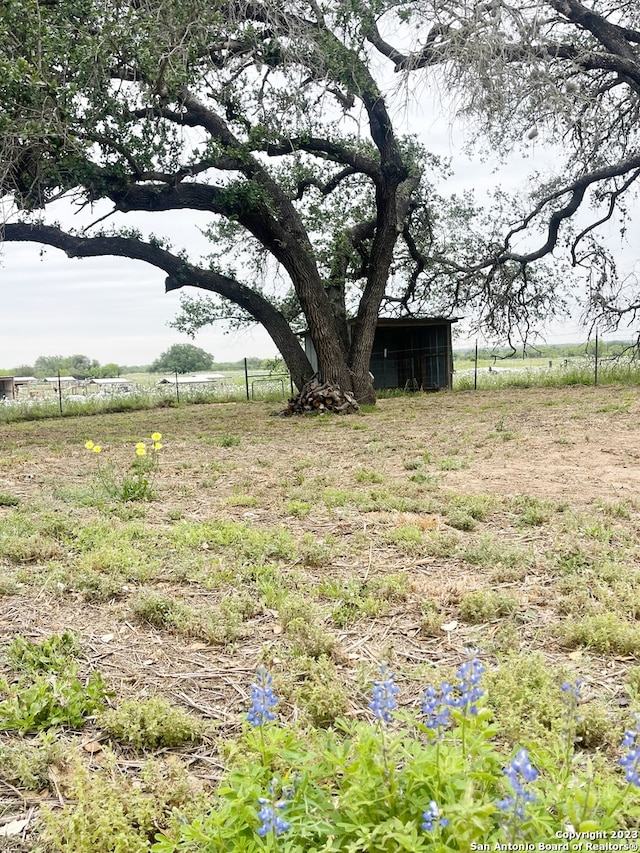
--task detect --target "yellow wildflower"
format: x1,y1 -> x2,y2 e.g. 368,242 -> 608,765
93,445 -> 102,453
135,442 -> 146,450
151,432 -> 162,442
135,446 -> 147,456
85,441 -> 94,450
153,442 -> 163,451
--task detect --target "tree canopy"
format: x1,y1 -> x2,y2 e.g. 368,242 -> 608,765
150,343 -> 215,374
32,353 -> 120,379
1,0 -> 638,400
391,0 -> 640,328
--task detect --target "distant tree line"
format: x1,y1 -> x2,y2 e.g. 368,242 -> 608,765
3,354 -> 122,380
2,346 -> 283,379
455,340 -> 637,362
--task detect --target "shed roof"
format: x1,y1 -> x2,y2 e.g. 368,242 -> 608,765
347,317 -> 459,328
299,317 -> 459,338
157,373 -> 224,385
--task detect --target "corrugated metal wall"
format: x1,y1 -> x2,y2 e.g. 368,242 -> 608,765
370,325 -> 451,390
302,321 -> 454,389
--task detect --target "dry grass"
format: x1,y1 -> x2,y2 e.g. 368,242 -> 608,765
1,385 -> 640,848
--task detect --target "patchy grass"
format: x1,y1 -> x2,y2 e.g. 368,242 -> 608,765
0,387 -> 640,847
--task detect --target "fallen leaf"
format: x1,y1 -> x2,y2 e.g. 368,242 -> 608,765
82,740 -> 103,754
441,621 -> 458,632
100,633 -> 114,643
0,818 -> 29,837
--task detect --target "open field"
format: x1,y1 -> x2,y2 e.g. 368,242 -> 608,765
1,385 -> 640,849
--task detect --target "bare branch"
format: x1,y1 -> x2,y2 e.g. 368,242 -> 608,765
500,153 -> 640,264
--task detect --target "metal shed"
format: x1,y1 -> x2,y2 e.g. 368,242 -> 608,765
87,378 -> 134,393
302,317 -> 458,391
0,376 -> 16,399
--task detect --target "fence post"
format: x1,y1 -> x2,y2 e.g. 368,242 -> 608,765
474,340 -> 478,390
594,329 -> 599,387
244,358 -> 250,400
57,369 -> 63,415
174,371 -> 180,403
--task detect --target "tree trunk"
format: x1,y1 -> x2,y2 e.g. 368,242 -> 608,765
352,366 -> 377,404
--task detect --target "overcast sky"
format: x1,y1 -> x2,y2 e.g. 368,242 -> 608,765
1,99 -> 637,371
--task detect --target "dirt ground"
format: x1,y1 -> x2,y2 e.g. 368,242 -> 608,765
0,384 -> 639,847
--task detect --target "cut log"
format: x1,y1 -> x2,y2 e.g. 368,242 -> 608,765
280,375 -> 360,416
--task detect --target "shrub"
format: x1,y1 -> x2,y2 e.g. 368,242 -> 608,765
99,697 -> 202,750
459,590 -> 519,623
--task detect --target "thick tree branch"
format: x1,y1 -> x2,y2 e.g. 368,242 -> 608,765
291,166 -> 357,200
500,152 -> 640,263
264,139 -> 380,178
367,8 -> 640,91
1,222 -> 313,387
548,0 -> 639,63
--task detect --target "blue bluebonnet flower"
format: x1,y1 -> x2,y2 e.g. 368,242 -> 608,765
620,716 -> 640,787
421,683 -> 452,730
257,801 -> 290,837
369,664 -> 400,723
497,748 -> 538,821
561,678 -> 583,701
421,800 -> 449,832
453,649 -> 485,715
247,666 -> 278,727
257,777 -> 292,837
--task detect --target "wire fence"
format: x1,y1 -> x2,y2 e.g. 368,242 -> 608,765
2,340 -> 639,424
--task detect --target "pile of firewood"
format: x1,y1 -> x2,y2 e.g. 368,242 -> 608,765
280,376 -> 359,415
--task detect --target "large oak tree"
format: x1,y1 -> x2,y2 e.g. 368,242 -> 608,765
1,0 -> 637,399
1,0 -> 434,403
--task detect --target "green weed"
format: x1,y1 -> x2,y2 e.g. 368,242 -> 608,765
354,469 -> 384,484
0,575 -> 20,595
288,656 -> 349,726
446,510 -> 477,531
420,600 -> 444,636
8,631 -> 80,673
42,751 -> 202,853
0,492 -> 20,506
171,520 -> 295,564
131,589 -> 257,646
219,434 -> 241,447
0,731 -> 61,789
286,499 -> 312,516
510,495 -> 554,527
485,652 -> 566,745
0,669 -> 108,732
385,524 -> 424,555
226,492 -> 258,507
558,612 -> 640,655
437,456 -> 470,471
99,697 -> 202,750
286,617 -> 336,659
459,589 -> 519,623
299,532 -> 334,567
